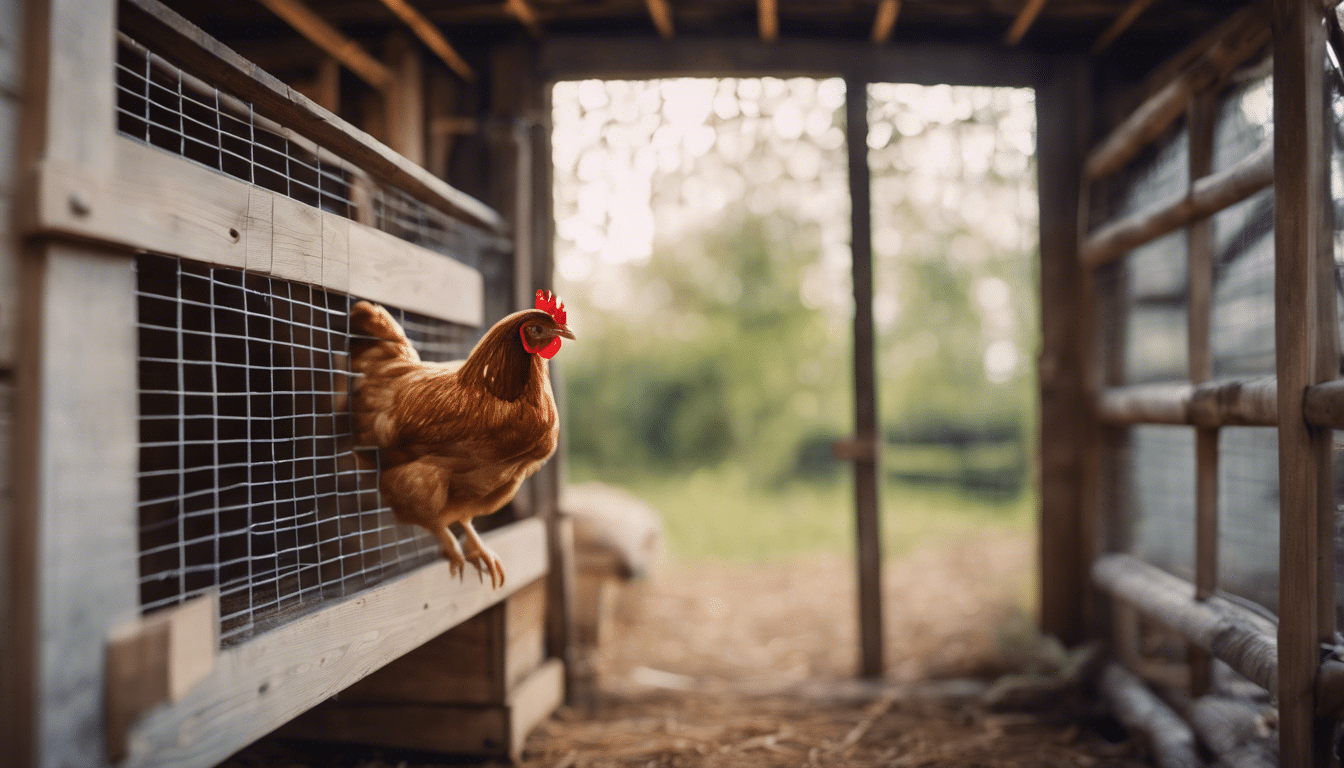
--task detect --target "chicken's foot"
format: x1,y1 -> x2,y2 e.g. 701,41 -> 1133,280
460,520 -> 506,589
433,526 -> 468,580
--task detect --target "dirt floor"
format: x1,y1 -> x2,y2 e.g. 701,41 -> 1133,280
224,534 -> 1153,767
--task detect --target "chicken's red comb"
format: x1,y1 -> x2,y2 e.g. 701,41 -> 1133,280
536,290 -> 567,325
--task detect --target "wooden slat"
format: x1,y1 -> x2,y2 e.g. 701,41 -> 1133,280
759,0 -> 779,42
377,0 -> 476,82
645,0 -> 675,38
1272,0 -> 1335,763
871,0 -> 900,44
846,77 -> 883,677
1096,378 -> 1278,427
504,0 -> 544,37
1081,143 -> 1273,269
1003,0 -> 1049,46
254,0 -> 395,90
27,137 -> 483,327
119,0 -> 505,232
1092,554 -> 1278,693
122,519 -> 548,768
1091,0 -> 1163,54
1036,58 -> 1090,645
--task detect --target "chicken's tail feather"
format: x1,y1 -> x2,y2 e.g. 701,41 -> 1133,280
350,300 -> 420,368
349,301 -> 420,449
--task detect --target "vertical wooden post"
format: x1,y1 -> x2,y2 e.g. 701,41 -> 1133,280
1272,0 -> 1336,763
1187,89 -> 1218,697
845,77 -> 884,678
1035,57 -> 1091,645
384,32 -> 424,166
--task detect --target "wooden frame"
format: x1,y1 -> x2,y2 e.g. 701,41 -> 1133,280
5,1 -> 552,766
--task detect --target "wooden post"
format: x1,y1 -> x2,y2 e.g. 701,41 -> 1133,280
846,77 -> 883,678
1271,0 -> 1336,763
1187,89 -> 1217,697
1036,57 -> 1090,645
385,32 -> 425,167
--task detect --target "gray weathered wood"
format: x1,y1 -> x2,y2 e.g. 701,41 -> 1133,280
1096,377 -> 1278,427
847,77 -> 883,677
1092,554 -> 1279,693
1272,0 -> 1335,763
1099,664 -> 1202,768
1082,143 -> 1273,268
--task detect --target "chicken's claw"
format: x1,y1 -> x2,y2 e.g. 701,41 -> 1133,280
434,527 -> 468,581
465,545 -> 506,590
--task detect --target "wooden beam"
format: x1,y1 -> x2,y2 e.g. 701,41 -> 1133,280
1081,142 -> 1272,268
384,32 -> 425,165
1272,0 -> 1336,763
1092,554 -> 1278,693
1091,0 -> 1163,54
1096,378 -> 1278,428
759,0 -> 779,42
1098,664 -> 1202,768
1004,0 -> 1049,46
504,0 -> 544,38
645,0 -> 675,38
846,77 -> 883,677
377,0 -> 476,81
254,0 -> 395,90
872,0 -> 900,44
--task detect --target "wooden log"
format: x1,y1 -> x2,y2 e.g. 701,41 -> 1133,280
1092,554 -> 1278,693
1302,378 -> 1344,427
1272,0 -> 1337,763
871,0 -> 900,43
1082,143 -> 1273,269
254,0 -> 394,90
1099,663 -> 1203,768
504,0 -> 544,38
1090,0 -> 1163,54
1096,377 -> 1277,427
1003,0 -> 1049,46
645,0 -> 675,38
376,0 -> 476,82
1186,696 -> 1278,768
118,0 -> 505,232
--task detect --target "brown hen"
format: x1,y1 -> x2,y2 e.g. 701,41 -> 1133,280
349,292 -> 574,588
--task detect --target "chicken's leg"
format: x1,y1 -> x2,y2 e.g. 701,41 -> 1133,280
433,525 -> 467,580
459,519 -> 505,589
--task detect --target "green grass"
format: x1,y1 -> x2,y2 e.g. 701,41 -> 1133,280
569,465 -> 1035,562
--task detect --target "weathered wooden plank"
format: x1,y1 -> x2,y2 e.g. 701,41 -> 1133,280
321,212 -> 350,294
118,0 -> 505,233
1098,664 -> 1202,768
12,242 -> 139,768
270,195 -> 324,285
847,77 -> 883,677
1272,0 -> 1335,763
245,188 -> 274,273
347,223 -> 484,327
1037,57 -> 1090,645
1082,143 -> 1273,268
123,519 -> 548,768
1092,554 -> 1278,693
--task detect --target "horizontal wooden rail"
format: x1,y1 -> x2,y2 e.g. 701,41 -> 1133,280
28,137 -> 484,327
120,0 -> 506,233
1092,554 -> 1278,694
1082,143 -> 1273,269
1098,663 -> 1202,768
122,518 -> 549,768
1097,377 -> 1278,427
1302,378 -> 1344,428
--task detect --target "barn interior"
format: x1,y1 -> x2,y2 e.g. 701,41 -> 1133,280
7,0 -> 1342,766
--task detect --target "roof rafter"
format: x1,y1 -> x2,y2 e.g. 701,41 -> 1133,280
1003,0 -> 1049,46
1091,0 -> 1163,54
646,0 -> 674,38
376,0 -> 476,81
872,0 -> 900,44
504,0 -> 543,38
254,0 -> 395,90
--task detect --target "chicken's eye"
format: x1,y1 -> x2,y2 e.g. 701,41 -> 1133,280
527,326 -> 541,336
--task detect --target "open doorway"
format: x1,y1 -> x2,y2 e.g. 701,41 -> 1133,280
550,76 -> 1041,690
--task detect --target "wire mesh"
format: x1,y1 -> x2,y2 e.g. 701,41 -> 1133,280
1217,427 -> 1278,613
1123,425 -> 1196,583
136,253 -> 476,644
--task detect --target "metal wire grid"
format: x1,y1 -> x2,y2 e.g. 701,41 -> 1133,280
1123,425 -> 1196,583
113,32 -> 503,268
136,253 -> 476,644
1217,427 -> 1279,614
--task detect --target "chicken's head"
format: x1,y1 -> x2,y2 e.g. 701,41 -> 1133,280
520,290 -> 575,359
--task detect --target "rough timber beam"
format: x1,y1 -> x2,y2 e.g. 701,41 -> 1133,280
1004,0 -> 1049,46
255,0 -> 395,90
646,0 -> 674,38
759,0 -> 779,42
872,0 -> 901,43
504,0 -> 544,38
1092,0 -> 1162,54
377,0 -> 477,81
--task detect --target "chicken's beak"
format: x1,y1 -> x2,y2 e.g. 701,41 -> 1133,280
556,325 -> 576,341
